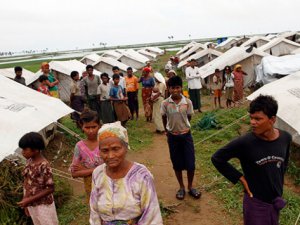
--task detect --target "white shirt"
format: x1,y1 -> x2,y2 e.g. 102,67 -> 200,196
185,66 -> 202,89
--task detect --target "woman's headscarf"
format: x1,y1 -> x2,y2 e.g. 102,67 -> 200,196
154,72 -> 166,85
41,62 -> 50,69
234,64 -> 242,71
143,67 -> 151,73
98,121 -> 129,145
168,70 -> 177,76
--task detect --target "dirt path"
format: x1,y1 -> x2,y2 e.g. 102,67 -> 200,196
127,124 -> 236,225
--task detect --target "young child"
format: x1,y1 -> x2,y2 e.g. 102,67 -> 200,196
110,74 -> 131,127
211,69 -> 223,108
70,110 -> 103,202
150,87 -> 160,103
161,76 -> 201,200
14,66 -> 26,85
37,75 -> 52,96
97,73 -> 115,124
17,132 -> 58,225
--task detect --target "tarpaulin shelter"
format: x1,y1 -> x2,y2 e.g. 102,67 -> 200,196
0,75 -> 73,162
247,71 -> 300,145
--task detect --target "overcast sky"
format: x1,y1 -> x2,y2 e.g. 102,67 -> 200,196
1,0 -> 299,52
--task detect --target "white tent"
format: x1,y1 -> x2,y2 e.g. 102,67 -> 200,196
241,36 -> 270,48
0,75 -> 73,162
101,50 -> 122,59
137,49 -> 157,60
216,37 -> 241,50
291,48 -> 300,54
0,68 -> 40,86
199,46 -> 269,87
179,43 -> 207,61
117,49 -> 149,69
144,47 -> 164,55
178,48 -> 222,69
247,71 -> 300,145
47,60 -> 101,102
80,53 -> 101,65
255,54 -> 300,84
176,41 -> 197,56
93,56 -> 136,75
278,31 -> 299,41
258,37 -> 300,56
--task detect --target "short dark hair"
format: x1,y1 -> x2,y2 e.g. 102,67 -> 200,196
39,75 -> 48,82
100,73 -> 109,79
86,65 -> 93,70
112,74 -> 120,80
112,66 -> 119,71
127,67 -> 132,71
18,132 -> 45,150
80,109 -> 99,125
14,66 -> 23,72
249,95 -> 278,118
190,59 -> 196,62
70,71 -> 79,80
168,75 -> 182,87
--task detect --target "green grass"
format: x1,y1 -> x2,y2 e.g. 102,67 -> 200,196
57,195 -> 89,225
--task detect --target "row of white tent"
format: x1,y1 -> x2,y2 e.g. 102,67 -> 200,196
175,31 -> 300,145
0,47 -> 164,103
0,46 -> 164,162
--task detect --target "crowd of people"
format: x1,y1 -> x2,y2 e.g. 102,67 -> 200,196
12,57 -> 292,225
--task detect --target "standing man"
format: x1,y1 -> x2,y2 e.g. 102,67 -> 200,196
161,76 -> 201,200
125,67 -> 139,120
14,66 -> 26,85
185,59 -> 202,113
211,95 -> 291,225
83,65 -> 101,118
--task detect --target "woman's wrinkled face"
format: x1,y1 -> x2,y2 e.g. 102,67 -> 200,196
99,137 -> 127,168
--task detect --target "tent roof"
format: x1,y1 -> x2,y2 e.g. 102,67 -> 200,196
80,53 -> 101,63
118,49 -> 149,64
138,49 -> 157,59
0,75 -> 73,161
0,68 -> 39,85
178,48 -> 223,68
216,37 -> 240,48
247,71 -> 300,144
179,43 -> 207,60
176,41 -> 197,56
241,36 -> 270,47
49,60 -> 101,76
144,46 -> 164,55
101,50 -> 122,59
258,37 -> 300,52
278,31 -> 298,39
93,56 -> 137,72
199,46 -> 268,79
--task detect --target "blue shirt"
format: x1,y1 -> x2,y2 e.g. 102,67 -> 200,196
109,85 -> 124,99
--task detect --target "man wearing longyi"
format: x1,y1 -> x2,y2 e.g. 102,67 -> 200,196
211,95 -> 291,225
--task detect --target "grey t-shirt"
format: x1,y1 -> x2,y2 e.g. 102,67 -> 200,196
83,75 -> 100,96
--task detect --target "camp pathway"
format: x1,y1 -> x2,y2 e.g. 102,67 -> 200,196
127,129 -> 236,225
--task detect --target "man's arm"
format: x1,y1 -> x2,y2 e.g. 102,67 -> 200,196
211,139 -> 243,184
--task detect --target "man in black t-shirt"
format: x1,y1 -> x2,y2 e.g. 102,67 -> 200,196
211,95 -> 291,225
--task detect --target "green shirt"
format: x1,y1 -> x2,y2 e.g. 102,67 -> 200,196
48,72 -> 58,91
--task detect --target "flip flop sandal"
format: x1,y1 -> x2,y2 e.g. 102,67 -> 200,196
176,189 -> 185,200
188,188 -> 201,199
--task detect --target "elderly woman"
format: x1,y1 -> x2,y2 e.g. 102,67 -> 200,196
139,67 -> 155,122
90,122 -> 163,225
151,72 -> 166,133
233,64 -> 247,104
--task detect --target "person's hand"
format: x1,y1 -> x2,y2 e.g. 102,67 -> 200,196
72,164 -> 86,172
239,176 -> 253,197
24,207 -> 30,217
17,197 -> 31,208
123,97 -> 128,101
